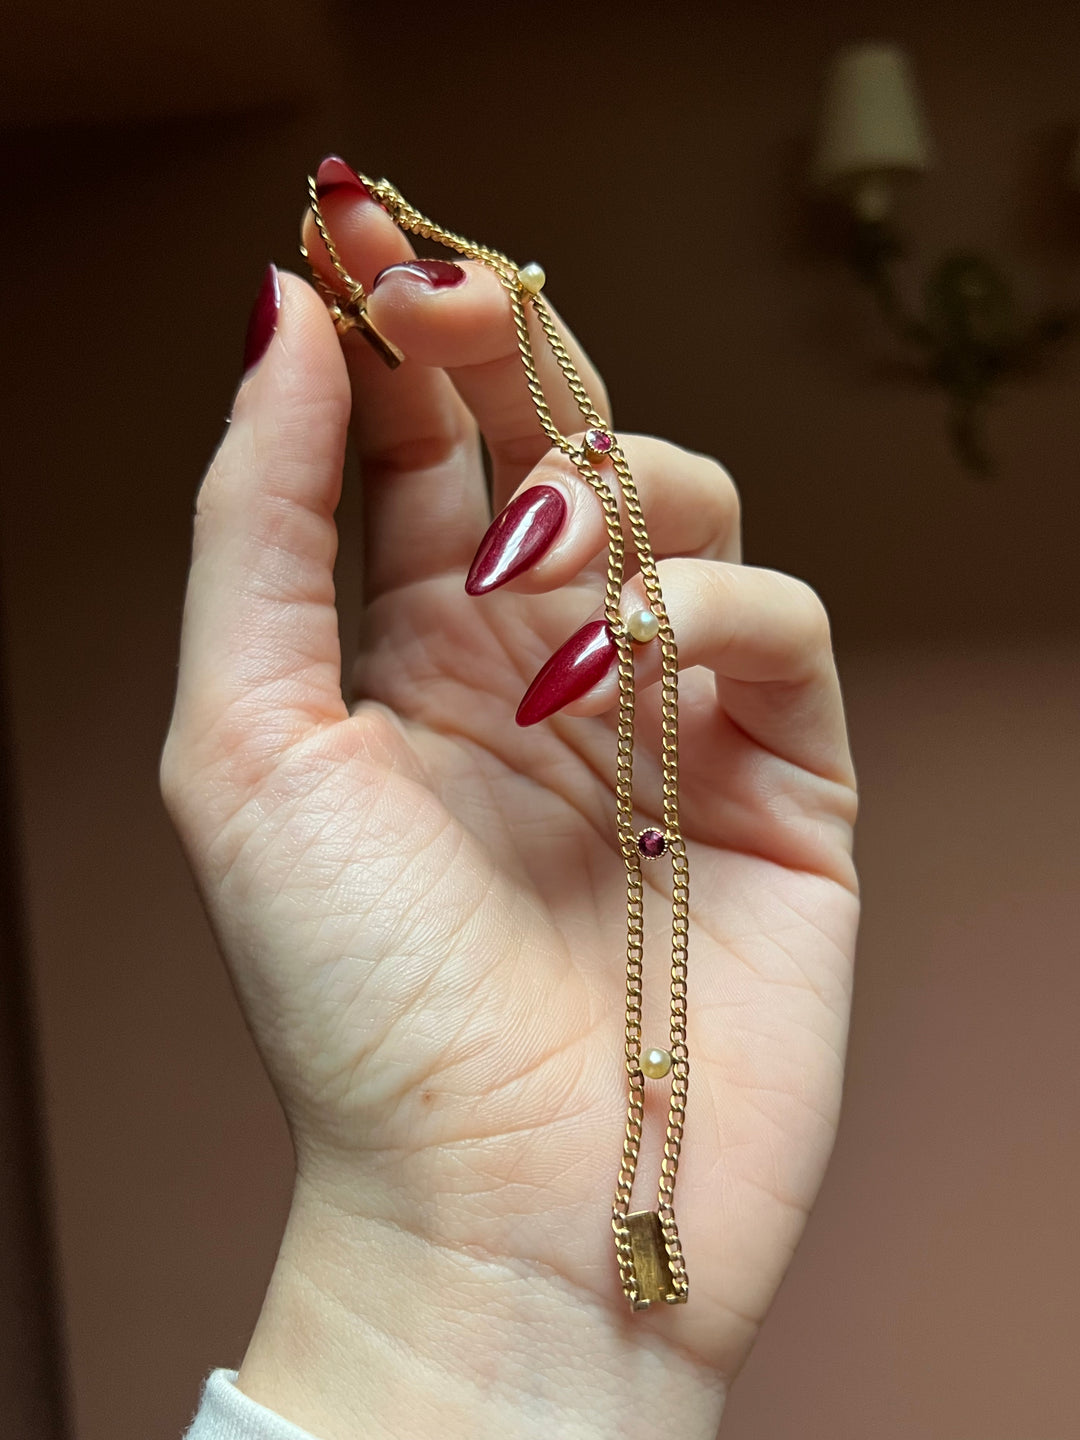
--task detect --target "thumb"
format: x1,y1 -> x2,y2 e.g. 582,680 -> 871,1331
163,267 -> 352,810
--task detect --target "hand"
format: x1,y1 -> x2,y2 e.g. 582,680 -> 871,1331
162,160 -> 858,1440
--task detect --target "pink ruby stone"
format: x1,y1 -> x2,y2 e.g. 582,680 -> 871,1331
584,427 -> 613,455
637,828 -> 668,859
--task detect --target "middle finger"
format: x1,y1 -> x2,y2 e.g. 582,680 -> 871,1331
461,434 -> 741,602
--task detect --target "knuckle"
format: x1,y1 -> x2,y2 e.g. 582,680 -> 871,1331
363,430 -> 469,481
647,440 -> 741,555
158,732 -> 191,823
318,382 -> 353,441
673,557 -> 738,632
783,576 -> 833,655
193,457 -> 226,527
720,459 -> 741,513
692,446 -> 736,487
706,454 -> 741,529
492,432 -> 554,472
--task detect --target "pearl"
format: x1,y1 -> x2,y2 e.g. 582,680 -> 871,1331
518,262 -> 546,295
641,1047 -> 673,1079
627,607 -> 660,643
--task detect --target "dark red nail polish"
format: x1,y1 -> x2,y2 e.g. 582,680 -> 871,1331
516,620 -> 618,727
465,486 -> 568,596
242,264 -> 281,377
315,155 -> 372,200
372,259 -> 466,290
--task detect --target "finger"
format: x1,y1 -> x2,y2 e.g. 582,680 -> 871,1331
302,159 -> 488,604
516,559 -> 852,787
163,267 -> 351,802
365,257 -> 611,509
462,434 -> 740,598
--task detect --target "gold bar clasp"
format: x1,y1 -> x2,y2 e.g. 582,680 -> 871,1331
329,292 -> 405,370
625,1210 -> 680,1309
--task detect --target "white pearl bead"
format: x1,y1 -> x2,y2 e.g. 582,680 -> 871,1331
518,262 -> 546,294
641,1047 -> 673,1079
627,608 -> 660,642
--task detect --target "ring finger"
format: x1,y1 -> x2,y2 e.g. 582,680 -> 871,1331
517,557 -> 852,791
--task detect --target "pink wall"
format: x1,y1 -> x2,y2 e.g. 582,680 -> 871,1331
725,644 -> 1080,1438
2,2 -> 1078,1436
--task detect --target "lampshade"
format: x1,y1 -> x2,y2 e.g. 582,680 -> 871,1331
813,42 -> 933,192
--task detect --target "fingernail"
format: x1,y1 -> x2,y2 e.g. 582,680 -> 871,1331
315,155 -> 372,200
242,264 -> 281,377
373,259 -> 466,290
516,620 -> 617,727
465,486 -> 568,596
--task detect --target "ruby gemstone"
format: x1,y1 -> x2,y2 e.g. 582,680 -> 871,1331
637,828 -> 668,859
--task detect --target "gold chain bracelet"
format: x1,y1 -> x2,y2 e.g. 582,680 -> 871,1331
302,172 -> 690,1310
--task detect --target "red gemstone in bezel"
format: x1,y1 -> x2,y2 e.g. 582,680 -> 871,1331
637,827 -> 668,859
583,427 -> 614,457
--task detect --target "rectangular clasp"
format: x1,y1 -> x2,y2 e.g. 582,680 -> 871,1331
625,1210 -> 677,1308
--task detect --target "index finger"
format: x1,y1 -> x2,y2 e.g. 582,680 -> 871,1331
304,189 -> 611,510
369,261 -> 612,508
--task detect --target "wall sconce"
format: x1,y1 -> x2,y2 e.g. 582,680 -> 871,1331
813,41 -> 1076,474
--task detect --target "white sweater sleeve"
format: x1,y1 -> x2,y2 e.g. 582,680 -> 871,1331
183,1369 -> 324,1440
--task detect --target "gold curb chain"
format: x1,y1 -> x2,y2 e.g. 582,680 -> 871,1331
302,174 -> 689,1309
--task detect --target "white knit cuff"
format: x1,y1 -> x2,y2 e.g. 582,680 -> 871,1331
183,1369 -> 324,1440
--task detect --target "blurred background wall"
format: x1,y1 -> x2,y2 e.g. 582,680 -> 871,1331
1,1 -> 1078,1437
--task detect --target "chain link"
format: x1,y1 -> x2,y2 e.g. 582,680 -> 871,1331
304,171 -> 690,1308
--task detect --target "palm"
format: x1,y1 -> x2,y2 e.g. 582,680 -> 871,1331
216,563 -> 856,1375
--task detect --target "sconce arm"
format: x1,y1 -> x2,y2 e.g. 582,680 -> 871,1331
850,215 -> 931,346
1012,305 -> 1078,371
847,234 -> 1078,475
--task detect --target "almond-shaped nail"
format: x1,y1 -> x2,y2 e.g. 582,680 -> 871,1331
373,259 -> 466,289
315,155 -> 372,200
242,264 -> 281,377
516,620 -> 617,727
465,486 -> 568,596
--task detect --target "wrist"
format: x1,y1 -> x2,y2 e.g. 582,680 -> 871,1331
236,1174 -> 726,1440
